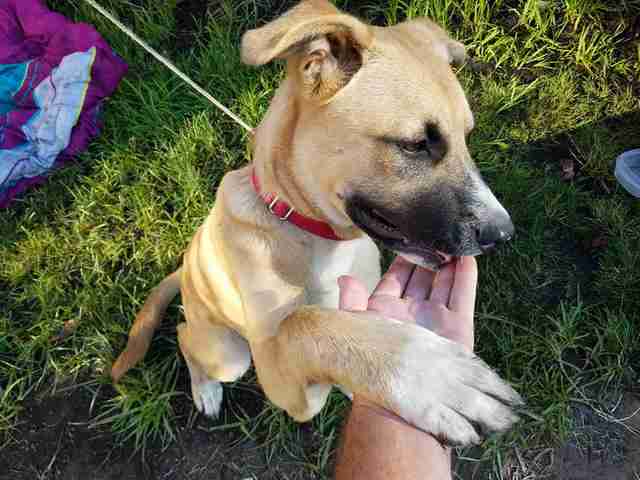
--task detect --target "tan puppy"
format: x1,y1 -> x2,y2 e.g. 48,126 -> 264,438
112,0 -> 521,446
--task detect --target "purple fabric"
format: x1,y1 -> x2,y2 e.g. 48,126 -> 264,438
0,0 -> 127,208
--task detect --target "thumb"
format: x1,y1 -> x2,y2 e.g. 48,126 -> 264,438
338,275 -> 369,311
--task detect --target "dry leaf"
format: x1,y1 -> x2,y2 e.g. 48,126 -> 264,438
560,157 -> 575,181
50,319 -> 79,343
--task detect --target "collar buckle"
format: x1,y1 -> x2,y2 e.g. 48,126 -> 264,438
267,196 -> 294,221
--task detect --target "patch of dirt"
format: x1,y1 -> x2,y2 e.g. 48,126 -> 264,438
624,391 -> 640,479
455,391 -> 636,479
553,393 -> 626,480
0,383 -> 321,480
554,445 -> 623,480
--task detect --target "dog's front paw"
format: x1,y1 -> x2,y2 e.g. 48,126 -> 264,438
389,334 -> 523,446
191,379 -> 223,418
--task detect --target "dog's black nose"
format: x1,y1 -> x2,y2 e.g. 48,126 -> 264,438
475,214 -> 514,251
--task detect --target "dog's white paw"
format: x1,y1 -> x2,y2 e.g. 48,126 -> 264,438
192,379 -> 223,418
388,333 -> 523,446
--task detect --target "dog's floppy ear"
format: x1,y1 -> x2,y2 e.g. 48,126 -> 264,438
394,18 -> 466,66
241,0 -> 372,100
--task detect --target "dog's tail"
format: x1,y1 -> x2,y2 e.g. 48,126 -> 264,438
111,269 -> 182,382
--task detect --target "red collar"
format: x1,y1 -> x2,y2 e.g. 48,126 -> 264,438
251,169 -> 342,241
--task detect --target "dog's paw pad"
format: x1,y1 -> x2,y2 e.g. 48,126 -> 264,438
192,380 -> 223,418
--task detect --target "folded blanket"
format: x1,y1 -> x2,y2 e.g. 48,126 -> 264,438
0,0 -> 127,208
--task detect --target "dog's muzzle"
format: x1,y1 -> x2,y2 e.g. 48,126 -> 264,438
474,209 -> 515,252
345,194 -> 514,271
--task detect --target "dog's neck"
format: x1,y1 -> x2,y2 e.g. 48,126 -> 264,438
250,79 -> 362,241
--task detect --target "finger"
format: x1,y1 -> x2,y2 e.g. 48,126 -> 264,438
372,256 -> 415,298
448,256 -> 478,316
338,275 -> 369,311
402,266 -> 436,300
429,261 -> 456,305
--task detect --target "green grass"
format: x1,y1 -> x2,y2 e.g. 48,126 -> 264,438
1,0 -> 639,477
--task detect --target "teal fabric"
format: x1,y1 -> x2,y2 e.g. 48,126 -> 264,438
0,61 -> 28,115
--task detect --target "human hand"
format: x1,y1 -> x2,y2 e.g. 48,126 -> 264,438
338,256 -> 477,352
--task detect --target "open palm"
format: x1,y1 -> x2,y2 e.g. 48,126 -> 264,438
338,255 -> 478,352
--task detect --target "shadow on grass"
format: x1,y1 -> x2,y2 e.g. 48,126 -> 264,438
454,108 -> 639,480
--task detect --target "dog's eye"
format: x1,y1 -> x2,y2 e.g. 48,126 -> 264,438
399,139 -> 429,155
397,123 -> 447,162
398,124 -> 444,157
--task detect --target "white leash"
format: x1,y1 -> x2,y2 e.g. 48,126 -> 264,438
81,0 -> 254,133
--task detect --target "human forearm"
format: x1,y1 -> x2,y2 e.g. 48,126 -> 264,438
335,398 -> 452,480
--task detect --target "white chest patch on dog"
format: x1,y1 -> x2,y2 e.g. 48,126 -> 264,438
305,236 -> 369,308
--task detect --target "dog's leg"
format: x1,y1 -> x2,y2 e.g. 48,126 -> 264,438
304,236 -> 381,400
177,320 -> 251,418
337,236 -> 381,400
251,305 -> 522,446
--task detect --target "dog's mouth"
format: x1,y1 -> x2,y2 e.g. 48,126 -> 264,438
346,199 -> 455,271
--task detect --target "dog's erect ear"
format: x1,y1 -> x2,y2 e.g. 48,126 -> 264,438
241,0 -> 372,66
394,18 -> 466,66
241,0 -> 372,100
